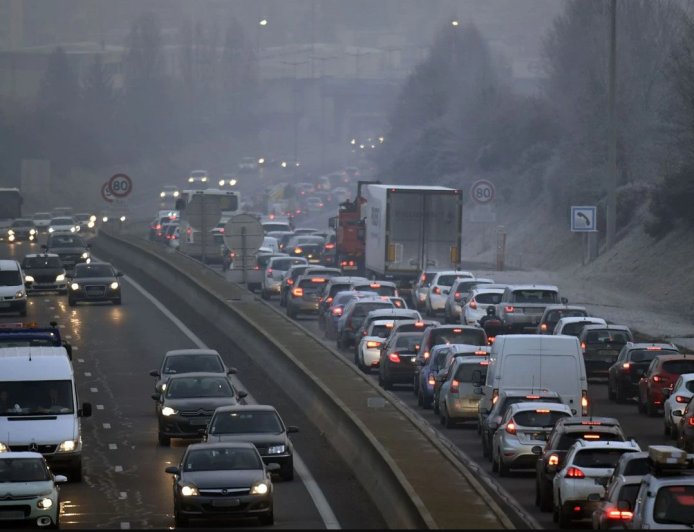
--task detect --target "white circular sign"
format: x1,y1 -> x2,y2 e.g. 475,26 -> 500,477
470,179 -> 495,204
108,173 -> 133,198
101,181 -> 114,203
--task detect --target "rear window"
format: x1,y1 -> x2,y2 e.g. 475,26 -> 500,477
662,360 -> 694,375
557,431 -> 622,449
585,330 -> 631,344
329,284 -> 353,297
629,349 -> 674,363
437,275 -> 463,287
511,289 -> 559,304
419,272 -> 438,287
686,381 -> 694,393
474,293 -> 503,305
370,324 -> 393,338
431,328 -> 486,346
353,283 -> 396,297
394,334 -> 422,351
352,302 -> 394,317
562,322 -> 592,336
500,396 -> 561,417
298,278 -> 327,292
653,485 -> 694,525
547,309 -> 587,322
616,484 -> 641,508
512,409 -> 570,428
453,363 -> 487,383
272,259 -> 305,271
573,449 -> 637,469
622,457 -> 650,476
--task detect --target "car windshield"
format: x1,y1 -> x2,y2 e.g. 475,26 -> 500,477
431,328 -> 486,346
512,409 -> 570,428
653,485 -> 694,525
209,410 -> 283,434
562,322 -> 594,336
23,256 -> 62,268
166,376 -> 234,398
12,220 -> 33,228
49,235 -> 85,247
51,217 -> 74,225
74,265 -> 113,278
0,458 -> 50,482
163,354 -> 224,374
512,289 -> 558,304
0,271 -> 21,286
0,380 -> 74,415
184,447 -> 262,471
573,449 -> 636,468
662,360 -> 694,374
685,381 -> 694,393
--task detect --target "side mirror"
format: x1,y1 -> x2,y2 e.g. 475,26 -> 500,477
286,426 -> 299,433
237,390 -> 248,399
560,297 -> 568,305
54,475 -> 68,484
149,370 -> 160,377
442,288 -> 450,295
227,367 -> 238,375
197,428 -> 207,436
531,445 -> 543,455
151,393 -> 161,401
165,466 -> 180,475
587,493 -> 602,502
80,402 -> 92,418
116,271 -> 123,277
662,388 -> 671,398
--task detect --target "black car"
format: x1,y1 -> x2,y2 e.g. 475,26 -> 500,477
152,372 -> 247,446
6,218 -> 38,243
45,234 -> 91,270
21,253 -> 68,294
378,331 -> 423,390
578,324 -> 633,379
68,262 -> 123,306
607,342 -> 679,403
202,404 -> 298,480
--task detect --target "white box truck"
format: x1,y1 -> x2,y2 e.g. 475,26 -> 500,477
0,346 -> 92,481
360,184 -> 463,296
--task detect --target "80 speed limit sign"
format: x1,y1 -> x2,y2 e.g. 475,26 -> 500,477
470,179 -> 495,204
108,173 -> 133,198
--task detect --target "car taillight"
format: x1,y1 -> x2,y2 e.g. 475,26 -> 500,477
540,323 -> 548,332
325,243 -> 335,249
469,299 -> 477,310
621,362 -> 631,371
581,391 -> 589,415
428,374 -> 436,386
580,341 -> 586,350
423,351 -> 430,359
454,292 -> 462,301
450,379 -> 459,393
565,467 -> 585,478
287,279 -> 294,286
332,307 -> 343,316
548,454 -> 560,466
266,268 -> 273,277
605,507 -> 633,520
432,287 -> 441,295
676,395 -> 690,403
388,353 -> 401,363
292,287 -> 304,297
505,305 -> 514,313
505,421 -> 517,435
688,417 -> 694,426
366,340 -> 382,348
492,388 -> 499,404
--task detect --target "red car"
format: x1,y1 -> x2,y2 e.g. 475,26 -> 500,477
637,353 -> 694,416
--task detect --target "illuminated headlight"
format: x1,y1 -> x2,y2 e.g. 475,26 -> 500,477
70,226 -> 76,232
30,228 -> 36,235
55,273 -> 65,282
102,216 -> 108,223
110,281 -> 119,290
120,216 -> 126,222
7,229 -> 14,235
86,258 -> 91,264
37,498 -> 53,510
57,440 -> 77,452
89,215 -> 96,222
201,177 -> 207,182
48,227 -> 55,233
87,221 -> 95,228
180,484 -> 198,497
8,235 -> 15,242
173,191 -> 179,197
25,275 -> 35,283
70,282 -> 80,291
161,383 -> 167,391
81,252 -> 90,259
250,481 -> 270,495
188,177 -> 194,183
160,191 -> 166,198
15,290 -> 25,299
161,406 -> 178,417
0,442 -> 8,452
267,444 -> 286,455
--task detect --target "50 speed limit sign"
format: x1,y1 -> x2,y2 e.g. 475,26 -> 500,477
470,179 -> 495,204
108,173 -> 133,198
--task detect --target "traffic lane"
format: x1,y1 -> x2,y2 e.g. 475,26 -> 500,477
265,296 -> 672,530
1,256 -> 344,530
91,245 -> 387,530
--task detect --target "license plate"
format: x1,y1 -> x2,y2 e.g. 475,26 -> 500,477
0,302 -> 10,308
189,418 -> 209,426
0,510 -> 25,518
212,498 -> 240,507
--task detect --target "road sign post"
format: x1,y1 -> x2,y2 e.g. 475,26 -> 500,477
223,214 -> 264,285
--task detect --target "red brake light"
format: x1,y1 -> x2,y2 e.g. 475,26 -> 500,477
454,292 -> 462,301
326,296 -> 333,304
652,375 -> 661,382
581,421 -> 602,425
676,395 -> 689,403
548,454 -> 559,466
646,346 -> 662,350
450,379 -> 460,393
479,360 -> 489,365
475,350 -> 487,356
505,305 -> 514,313
432,287 -> 441,295
292,287 -> 304,297
332,307 -> 343,316
366,340 -> 382,348
388,353 -> 401,363
287,279 -> 294,286
688,417 -> 694,426
505,421 -> 517,435
369,283 -> 381,288
525,395 -> 541,399
566,467 -> 585,478
312,278 -> 326,283
266,268 -> 273,277
469,300 -> 477,310
583,434 -> 601,439
540,323 -> 548,332
423,351 -> 430,359
294,247 -> 303,254
325,243 -> 335,249
428,374 -> 436,386
605,507 -> 633,520
622,362 -> 631,370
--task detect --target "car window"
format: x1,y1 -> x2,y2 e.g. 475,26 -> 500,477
622,458 -> 650,476
573,449 -> 637,468
370,324 -> 393,338
329,284 -> 353,297
394,334 -> 421,351
511,289 -> 558,303
662,360 -> 694,374
474,293 -> 503,304
209,410 -> 283,434
684,381 -> 694,393
272,258 -> 305,270
436,275 -> 463,286
164,355 -> 223,374
615,483 -> 641,507
0,458 -> 50,482
353,284 -> 396,297
298,278 -> 327,292
0,271 -> 21,286
512,409 -> 570,428
184,447 -> 262,471
562,322 -> 591,336
585,330 -> 630,344
166,376 -> 234,398
431,328 -> 486,346
653,485 -> 694,525
453,363 -> 487,383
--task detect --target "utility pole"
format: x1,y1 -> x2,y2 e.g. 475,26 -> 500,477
606,0 -> 617,250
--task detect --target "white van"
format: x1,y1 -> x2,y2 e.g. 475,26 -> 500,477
478,334 -> 588,417
0,346 -> 92,481
0,259 -> 27,317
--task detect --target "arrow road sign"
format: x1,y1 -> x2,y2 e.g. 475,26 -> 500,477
571,206 -> 597,232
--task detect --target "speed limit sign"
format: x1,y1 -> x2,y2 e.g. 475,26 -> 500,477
108,173 -> 133,198
470,179 -> 495,204
101,181 -> 114,203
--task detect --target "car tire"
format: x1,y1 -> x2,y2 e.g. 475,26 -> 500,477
417,389 -> 423,407
68,298 -> 76,307
158,433 -> 170,446
383,376 -> 393,391
258,510 -> 274,526
491,450 -> 498,473
646,397 -> 658,417
615,382 -> 627,404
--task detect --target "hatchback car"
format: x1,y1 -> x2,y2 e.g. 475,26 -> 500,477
0,452 -> 67,529
378,331 -> 423,390
149,348 -> 236,394
355,319 -> 398,373
663,373 -> 694,440
32,212 -> 52,232
431,344 -> 491,415
590,473 -> 643,530
578,324 -> 634,380
607,342 -> 680,403
552,316 -> 607,337
461,286 -> 507,326
638,354 -> 694,416
424,270 -> 475,316
6,218 -> 37,243
336,297 -> 396,349
675,395 -> 694,451
443,277 -> 495,324
286,235 -> 326,263
286,275 -> 330,319
280,265 -> 341,307
261,256 -> 308,300
316,276 -> 370,329
536,304 -> 588,334
411,269 -> 444,311
352,307 -> 422,352
491,402 -> 573,475
324,290 -> 378,341
437,356 -> 491,427
202,404 -> 298,481
165,441 -> 276,526
68,262 -> 123,306
152,372 -> 247,446
21,253 -> 68,294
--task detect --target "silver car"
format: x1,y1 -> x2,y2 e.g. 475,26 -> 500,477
424,270 -> 474,316
437,356 -> 489,427
491,401 -> 573,475
261,256 -> 308,300
443,278 -> 495,324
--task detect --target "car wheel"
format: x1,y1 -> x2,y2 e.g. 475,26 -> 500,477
615,382 -> 627,404
174,510 -> 188,527
646,396 -> 658,417
158,433 -> 171,446
539,480 -> 553,512
112,298 -> 121,305
497,453 -> 509,476
258,510 -> 274,526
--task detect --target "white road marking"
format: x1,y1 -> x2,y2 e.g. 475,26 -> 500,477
114,465 -> 123,472
89,387 -> 98,392
77,358 -> 85,363
72,346 -> 79,351
123,274 -> 341,529
96,404 -> 104,410
84,372 -> 92,377
64,334 -> 72,339
119,492 -> 128,500
120,522 -> 130,529
109,443 -> 118,450
102,423 -> 111,429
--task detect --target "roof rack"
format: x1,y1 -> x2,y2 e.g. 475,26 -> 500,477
648,445 -> 694,476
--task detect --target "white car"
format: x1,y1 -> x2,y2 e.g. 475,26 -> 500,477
491,402 -> 573,476
553,439 -> 641,528
663,373 -> 694,440
355,319 -> 396,373
187,169 -> 209,185
424,270 -> 474,316
261,256 -> 308,300
443,277 -> 495,324
48,216 -> 78,234
0,452 -> 67,528
552,316 -> 607,337
462,286 -> 506,325
32,212 -> 52,231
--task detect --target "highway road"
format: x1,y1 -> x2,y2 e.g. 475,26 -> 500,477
0,237 -> 385,530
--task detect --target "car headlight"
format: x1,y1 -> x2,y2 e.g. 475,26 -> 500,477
8,235 -> 15,241
110,281 -> 119,290
57,440 -> 77,452
120,216 -> 126,222
25,275 -> 35,283
70,282 -> 80,290
48,227 -> 54,233
173,191 -> 179,197
30,228 -> 36,235
161,383 -> 167,391
102,216 -> 108,223
15,290 -> 25,299
55,274 -> 65,282
87,221 -> 95,228
81,252 -> 89,259
160,191 -> 165,197
161,406 -> 178,417
267,444 -> 286,455
7,229 -> 14,235
70,227 -> 76,232
179,484 -> 198,496
0,442 -> 8,452
37,498 -> 53,510
90,215 -> 96,222
250,481 -> 270,495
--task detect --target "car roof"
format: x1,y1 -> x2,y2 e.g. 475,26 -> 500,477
507,401 -> 572,414
186,441 -> 255,452
166,371 -> 231,379
432,270 -> 474,277
507,284 -> 559,291
542,304 -> 587,311
625,342 -> 679,351
165,349 -> 221,357
470,286 -> 507,294
212,404 -> 277,414
499,388 -> 559,397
